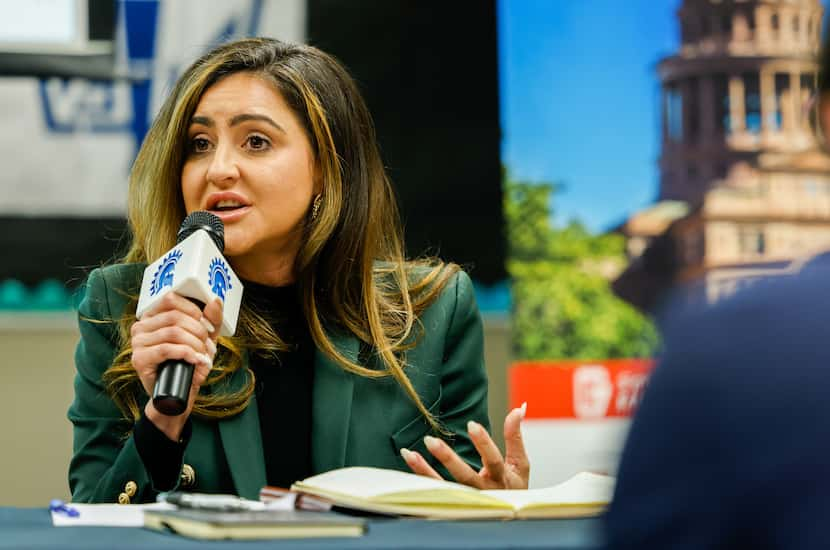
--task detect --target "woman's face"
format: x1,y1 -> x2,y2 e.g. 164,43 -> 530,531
181,71 -> 318,274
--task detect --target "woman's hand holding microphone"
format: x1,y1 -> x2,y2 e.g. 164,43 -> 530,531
130,292 -> 224,441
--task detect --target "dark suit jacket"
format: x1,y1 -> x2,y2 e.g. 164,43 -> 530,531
604,268 -> 830,549
68,264 -> 490,503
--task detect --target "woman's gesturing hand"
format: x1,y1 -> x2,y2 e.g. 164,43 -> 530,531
130,291 -> 223,441
401,403 -> 530,490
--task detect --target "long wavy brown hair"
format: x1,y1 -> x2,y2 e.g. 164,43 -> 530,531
102,38 -> 458,431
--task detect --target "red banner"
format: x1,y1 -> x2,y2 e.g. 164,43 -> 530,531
509,359 -> 654,420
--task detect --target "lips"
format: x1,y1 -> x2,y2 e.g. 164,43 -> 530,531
206,192 -> 250,210
204,192 -> 251,222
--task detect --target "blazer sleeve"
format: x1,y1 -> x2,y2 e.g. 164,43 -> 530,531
437,270 -> 491,469
67,267 -> 166,503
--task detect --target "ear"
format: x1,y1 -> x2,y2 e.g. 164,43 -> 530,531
312,161 -> 323,195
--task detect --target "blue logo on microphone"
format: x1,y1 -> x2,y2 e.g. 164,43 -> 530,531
208,258 -> 232,301
150,250 -> 183,296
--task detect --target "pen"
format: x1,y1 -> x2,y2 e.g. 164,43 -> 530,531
49,499 -> 80,518
160,492 -> 265,512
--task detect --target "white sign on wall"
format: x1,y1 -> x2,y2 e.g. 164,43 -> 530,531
0,0 -> 79,48
3,0 -> 305,218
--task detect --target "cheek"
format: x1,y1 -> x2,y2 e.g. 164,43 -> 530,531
289,155 -> 317,200
180,165 -> 201,210
259,158 -> 314,205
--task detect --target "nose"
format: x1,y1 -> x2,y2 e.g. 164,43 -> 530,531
205,143 -> 240,187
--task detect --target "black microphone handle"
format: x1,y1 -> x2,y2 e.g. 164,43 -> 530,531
151,297 -> 206,416
152,359 -> 195,416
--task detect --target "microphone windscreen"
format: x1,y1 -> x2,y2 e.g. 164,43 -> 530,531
177,211 -> 225,252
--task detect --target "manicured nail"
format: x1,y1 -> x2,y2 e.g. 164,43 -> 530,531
520,402 -> 527,419
424,436 -> 441,452
400,448 -> 414,463
467,420 -> 482,436
200,317 -> 216,334
205,339 -> 217,358
200,353 -> 212,367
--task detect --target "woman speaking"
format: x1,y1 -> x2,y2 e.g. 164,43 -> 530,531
68,38 -> 529,504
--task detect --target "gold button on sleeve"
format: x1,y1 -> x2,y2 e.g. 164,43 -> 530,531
124,481 -> 137,497
117,492 -> 131,505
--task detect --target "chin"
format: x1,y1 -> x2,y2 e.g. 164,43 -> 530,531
220,239 -> 245,259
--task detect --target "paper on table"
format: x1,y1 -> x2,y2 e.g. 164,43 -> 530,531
262,493 -> 299,511
52,495 -> 298,527
51,502 -> 175,527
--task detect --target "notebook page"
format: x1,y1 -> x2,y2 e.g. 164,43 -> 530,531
481,472 -> 615,510
295,467 -> 477,499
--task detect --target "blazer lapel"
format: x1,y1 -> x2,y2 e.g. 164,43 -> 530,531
312,332 -> 358,473
217,353 -> 267,500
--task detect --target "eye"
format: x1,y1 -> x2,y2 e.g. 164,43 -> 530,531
190,137 -> 212,154
246,134 -> 271,151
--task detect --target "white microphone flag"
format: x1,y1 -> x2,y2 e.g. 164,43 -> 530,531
136,230 -> 243,336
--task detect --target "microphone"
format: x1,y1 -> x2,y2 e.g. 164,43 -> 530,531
136,211 -> 244,415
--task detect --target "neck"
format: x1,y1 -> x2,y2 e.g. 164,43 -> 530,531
230,245 -> 300,287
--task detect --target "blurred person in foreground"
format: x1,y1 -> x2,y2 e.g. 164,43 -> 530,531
604,39 -> 830,550
68,38 -> 529,504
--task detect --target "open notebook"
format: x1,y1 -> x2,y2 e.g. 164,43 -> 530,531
290,467 -> 614,519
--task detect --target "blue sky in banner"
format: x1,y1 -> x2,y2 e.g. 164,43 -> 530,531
498,0 -> 829,232
498,0 -> 678,232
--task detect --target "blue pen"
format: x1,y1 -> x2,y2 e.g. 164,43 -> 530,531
49,499 -> 80,518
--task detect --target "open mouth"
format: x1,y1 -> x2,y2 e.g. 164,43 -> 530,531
206,194 -> 251,212
212,200 -> 246,212
204,194 -> 252,221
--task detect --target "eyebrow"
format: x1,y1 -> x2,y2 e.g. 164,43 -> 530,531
189,114 -> 285,133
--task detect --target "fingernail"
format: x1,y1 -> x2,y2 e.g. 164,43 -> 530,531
200,353 -> 212,367
467,420 -> 482,436
400,448 -> 414,462
205,339 -> 217,358
200,317 -> 215,334
519,402 -> 527,419
424,435 -> 440,452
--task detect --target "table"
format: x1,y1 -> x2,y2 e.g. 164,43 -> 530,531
0,507 -> 604,549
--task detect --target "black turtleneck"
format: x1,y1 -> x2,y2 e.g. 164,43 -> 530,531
134,279 -> 315,492
244,279 -> 315,488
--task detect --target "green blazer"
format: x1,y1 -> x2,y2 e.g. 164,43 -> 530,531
68,264 -> 490,503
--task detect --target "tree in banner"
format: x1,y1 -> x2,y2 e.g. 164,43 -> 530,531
505,174 -> 659,359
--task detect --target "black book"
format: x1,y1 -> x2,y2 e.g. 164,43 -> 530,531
144,508 -> 366,540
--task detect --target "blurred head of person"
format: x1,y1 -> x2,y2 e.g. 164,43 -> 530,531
106,38 -> 457,428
